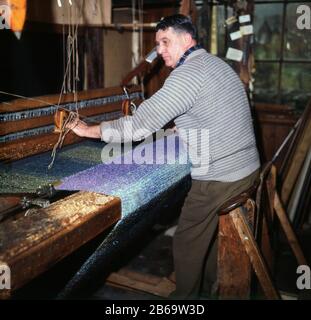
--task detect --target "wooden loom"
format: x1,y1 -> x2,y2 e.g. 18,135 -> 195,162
0,85 -> 141,162
0,85 -> 142,298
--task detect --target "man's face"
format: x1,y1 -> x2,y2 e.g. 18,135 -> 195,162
155,27 -> 189,68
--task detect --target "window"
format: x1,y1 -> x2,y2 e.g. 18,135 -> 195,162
202,0 -> 311,113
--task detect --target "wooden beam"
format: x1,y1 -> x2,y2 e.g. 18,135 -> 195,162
0,85 -> 141,112
0,191 -> 121,297
0,132 -> 82,162
0,101 -> 133,135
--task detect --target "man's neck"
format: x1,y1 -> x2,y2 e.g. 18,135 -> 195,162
175,42 -> 201,69
184,41 -> 197,52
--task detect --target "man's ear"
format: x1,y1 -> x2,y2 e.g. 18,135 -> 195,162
183,32 -> 193,46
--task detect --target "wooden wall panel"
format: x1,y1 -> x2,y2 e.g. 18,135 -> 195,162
103,29 -> 133,87
102,3 -> 179,91
254,103 -> 299,171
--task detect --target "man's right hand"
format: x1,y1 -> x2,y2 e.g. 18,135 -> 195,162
66,118 -> 89,137
66,117 -> 102,139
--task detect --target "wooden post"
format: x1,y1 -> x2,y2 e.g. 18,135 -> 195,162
281,118 -> 311,205
267,164 -> 308,266
218,210 -> 252,299
274,191 -> 308,266
230,205 -> 280,300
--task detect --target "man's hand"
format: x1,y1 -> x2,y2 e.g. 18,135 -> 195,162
66,118 -> 88,137
66,117 -> 101,139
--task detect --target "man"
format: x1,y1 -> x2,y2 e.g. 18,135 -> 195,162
68,14 -> 260,299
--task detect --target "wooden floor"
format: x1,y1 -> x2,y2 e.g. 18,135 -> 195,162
90,223 -> 176,300
90,222 -> 311,300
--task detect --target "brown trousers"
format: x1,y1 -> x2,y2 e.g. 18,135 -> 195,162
172,169 -> 259,299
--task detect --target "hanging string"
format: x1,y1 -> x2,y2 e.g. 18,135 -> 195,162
73,2 -> 80,111
71,3 -> 75,94
67,4 -> 72,93
49,0 -> 85,169
57,0 -> 83,106
48,111 -> 78,170
0,90 -> 60,108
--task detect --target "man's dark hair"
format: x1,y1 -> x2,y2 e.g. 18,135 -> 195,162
155,14 -> 197,40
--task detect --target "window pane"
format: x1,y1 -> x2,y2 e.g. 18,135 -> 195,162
281,63 -> 311,112
254,4 -> 283,59
284,2 -> 311,60
254,62 -> 280,103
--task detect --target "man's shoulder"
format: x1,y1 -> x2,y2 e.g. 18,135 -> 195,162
186,48 -> 208,62
196,51 -> 240,78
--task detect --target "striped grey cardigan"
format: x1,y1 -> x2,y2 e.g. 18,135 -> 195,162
101,49 -> 260,182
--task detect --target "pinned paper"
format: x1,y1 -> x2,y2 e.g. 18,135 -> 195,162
230,30 -> 242,41
225,16 -> 237,26
239,15 -> 251,24
240,25 -> 254,35
226,48 -> 243,62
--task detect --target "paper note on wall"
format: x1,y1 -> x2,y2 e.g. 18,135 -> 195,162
225,16 -> 237,26
240,25 -> 254,35
239,15 -> 251,24
230,30 -> 242,41
226,48 -> 243,62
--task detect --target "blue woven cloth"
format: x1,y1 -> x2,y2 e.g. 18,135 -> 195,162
0,140 -> 105,193
57,134 -> 191,217
0,133 -> 191,217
